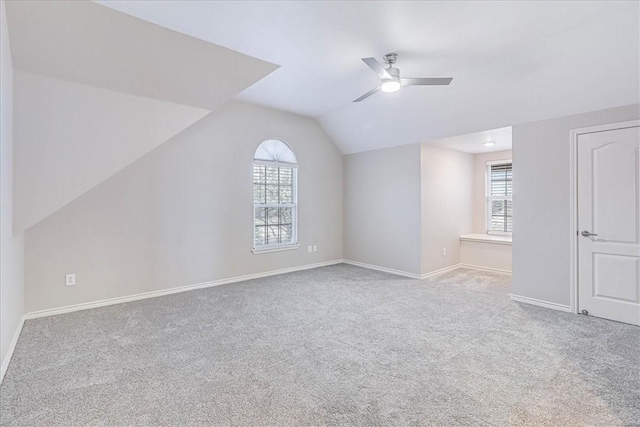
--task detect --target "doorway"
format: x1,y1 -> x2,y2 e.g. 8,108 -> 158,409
571,121 -> 640,325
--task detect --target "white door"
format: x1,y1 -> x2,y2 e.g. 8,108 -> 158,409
578,125 -> 640,325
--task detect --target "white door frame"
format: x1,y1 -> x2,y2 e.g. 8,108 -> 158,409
569,119 -> 640,314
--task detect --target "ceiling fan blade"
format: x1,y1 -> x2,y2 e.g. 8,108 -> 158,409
353,86 -> 381,102
362,57 -> 392,80
401,77 -> 453,86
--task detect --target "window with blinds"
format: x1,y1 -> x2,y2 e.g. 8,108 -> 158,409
253,140 -> 298,251
486,161 -> 512,233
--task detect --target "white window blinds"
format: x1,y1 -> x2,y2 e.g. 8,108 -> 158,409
253,165 -> 296,247
253,140 -> 298,249
486,162 -> 513,233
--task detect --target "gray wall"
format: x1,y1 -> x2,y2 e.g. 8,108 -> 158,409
24,100 -> 343,313
343,143 -> 474,276
420,145 -> 473,274
512,104 -> 640,306
1,0 -> 25,377
343,145 -> 422,275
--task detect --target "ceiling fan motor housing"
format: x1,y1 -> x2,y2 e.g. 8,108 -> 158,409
386,67 -> 400,79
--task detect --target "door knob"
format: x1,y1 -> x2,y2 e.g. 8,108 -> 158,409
581,230 -> 598,237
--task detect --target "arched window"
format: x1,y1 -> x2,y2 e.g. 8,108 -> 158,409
253,139 -> 298,252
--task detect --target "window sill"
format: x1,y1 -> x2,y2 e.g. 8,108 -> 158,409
252,244 -> 300,255
460,234 -> 512,245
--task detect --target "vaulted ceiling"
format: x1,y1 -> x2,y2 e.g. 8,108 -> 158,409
6,0 -> 278,233
98,1 -> 639,154
12,72 -> 210,233
7,0 -> 278,110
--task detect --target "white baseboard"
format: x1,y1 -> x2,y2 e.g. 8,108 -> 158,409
1,316 -> 25,384
459,263 -> 512,274
419,264 -> 462,279
24,260 -> 343,320
510,294 -> 572,313
342,260 -> 463,280
342,259 -> 422,279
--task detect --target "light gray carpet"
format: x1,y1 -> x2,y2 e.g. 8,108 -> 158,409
1,264 -> 638,426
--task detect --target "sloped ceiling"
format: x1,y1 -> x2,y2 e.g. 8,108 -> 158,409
97,1 -> 640,154
13,73 -> 210,234
6,1 -> 279,233
6,0 -> 278,110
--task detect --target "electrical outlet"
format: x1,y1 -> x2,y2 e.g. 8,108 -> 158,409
307,245 -> 313,253
442,248 -> 447,257
66,274 -> 76,286
313,245 -> 317,252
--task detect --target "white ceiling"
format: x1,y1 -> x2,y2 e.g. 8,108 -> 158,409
429,127 -> 512,154
93,2 -> 640,153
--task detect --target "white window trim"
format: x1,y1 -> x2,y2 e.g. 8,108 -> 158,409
486,159 -> 512,166
252,243 -> 300,255
252,162 -> 299,254
485,159 -> 513,235
253,159 -> 297,168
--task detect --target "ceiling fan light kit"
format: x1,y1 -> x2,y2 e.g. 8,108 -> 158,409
354,52 -> 453,102
381,79 -> 400,93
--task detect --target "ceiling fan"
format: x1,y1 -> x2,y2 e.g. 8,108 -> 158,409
353,53 -> 453,102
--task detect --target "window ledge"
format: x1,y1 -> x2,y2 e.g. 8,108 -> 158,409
460,234 -> 512,245
252,244 -> 300,255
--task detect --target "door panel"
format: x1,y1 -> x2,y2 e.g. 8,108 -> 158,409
578,126 -> 640,325
592,253 -> 639,303
593,142 -> 638,243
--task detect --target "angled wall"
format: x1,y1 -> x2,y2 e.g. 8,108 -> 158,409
24,101 -> 343,313
13,72 -> 210,233
7,0 -> 280,234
